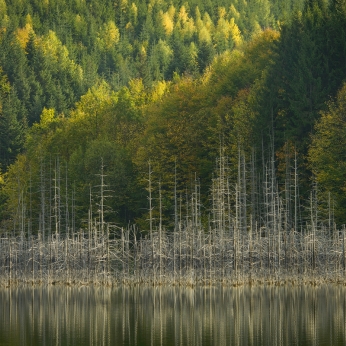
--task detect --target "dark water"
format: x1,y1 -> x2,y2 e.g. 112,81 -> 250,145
0,284 -> 345,345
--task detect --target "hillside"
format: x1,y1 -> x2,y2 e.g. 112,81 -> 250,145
2,0 -> 346,232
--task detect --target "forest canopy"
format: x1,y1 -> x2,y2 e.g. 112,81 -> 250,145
1,0 -> 346,233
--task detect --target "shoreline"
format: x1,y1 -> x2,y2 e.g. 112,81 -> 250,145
2,274 -> 346,288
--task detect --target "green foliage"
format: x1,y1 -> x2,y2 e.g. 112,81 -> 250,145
0,68 -> 26,169
69,138 -> 139,225
132,30 -> 280,225
0,0 -> 304,159
5,0 -> 346,229
4,80 -> 147,227
309,84 -> 346,223
260,0 -> 346,153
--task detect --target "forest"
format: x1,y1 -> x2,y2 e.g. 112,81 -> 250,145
1,0 -> 346,250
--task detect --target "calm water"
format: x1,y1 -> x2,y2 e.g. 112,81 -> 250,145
0,284 -> 345,345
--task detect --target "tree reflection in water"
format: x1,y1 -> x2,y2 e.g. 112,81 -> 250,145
0,285 -> 345,345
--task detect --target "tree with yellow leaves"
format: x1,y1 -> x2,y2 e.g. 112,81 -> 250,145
97,20 -> 120,51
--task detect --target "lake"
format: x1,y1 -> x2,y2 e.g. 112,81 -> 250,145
0,284 -> 345,345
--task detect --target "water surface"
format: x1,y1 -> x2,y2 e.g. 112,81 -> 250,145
0,284 -> 345,345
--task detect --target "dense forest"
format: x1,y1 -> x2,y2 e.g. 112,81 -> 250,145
1,0 -> 346,236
